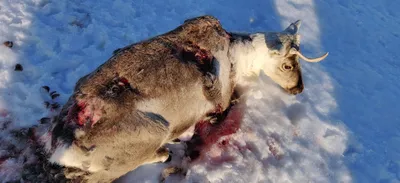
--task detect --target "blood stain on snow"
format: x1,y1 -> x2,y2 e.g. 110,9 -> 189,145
188,103 -> 245,163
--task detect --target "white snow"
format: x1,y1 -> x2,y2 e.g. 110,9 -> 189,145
0,0 -> 399,183
160,76 -> 351,183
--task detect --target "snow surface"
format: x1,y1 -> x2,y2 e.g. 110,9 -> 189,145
0,0 -> 399,182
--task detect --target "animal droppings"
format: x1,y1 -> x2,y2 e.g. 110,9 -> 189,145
42,86 -> 50,93
14,64 -> 23,71
3,41 -> 13,48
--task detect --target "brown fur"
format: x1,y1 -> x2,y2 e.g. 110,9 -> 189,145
47,15 -> 234,182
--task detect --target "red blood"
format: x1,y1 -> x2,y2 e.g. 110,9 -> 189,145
119,77 -> 129,85
77,101 -> 87,108
76,102 -> 88,126
66,101 -> 88,126
192,103 -> 245,159
67,100 -> 102,127
214,103 -> 223,114
195,49 -> 210,62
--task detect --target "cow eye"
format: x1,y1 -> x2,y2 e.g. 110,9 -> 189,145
282,63 -> 293,71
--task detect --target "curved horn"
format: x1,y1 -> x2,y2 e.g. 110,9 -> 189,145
290,48 -> 328,62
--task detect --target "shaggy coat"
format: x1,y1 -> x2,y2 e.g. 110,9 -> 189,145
44,16 -> 235,182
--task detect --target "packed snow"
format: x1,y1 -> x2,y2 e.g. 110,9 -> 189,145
0,0 -> 399,183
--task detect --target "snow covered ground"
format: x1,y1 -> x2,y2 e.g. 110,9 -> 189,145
0,0 -> 399,182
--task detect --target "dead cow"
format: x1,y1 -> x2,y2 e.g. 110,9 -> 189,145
39,15 -> 327,182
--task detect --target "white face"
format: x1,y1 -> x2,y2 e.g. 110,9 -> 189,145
265,49 -> 303,95
228,20 -> 327,95
263,32 -> 304,95
259,20 -> 327,95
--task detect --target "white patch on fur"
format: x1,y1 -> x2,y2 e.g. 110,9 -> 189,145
228,33 -> 276,90
49,144 -> 102,172
213,45 -> 236,109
